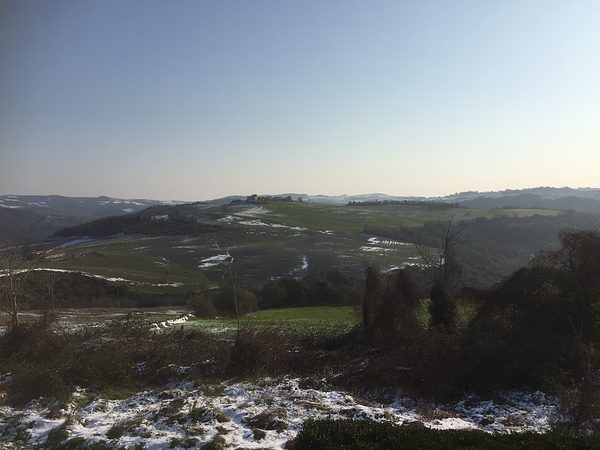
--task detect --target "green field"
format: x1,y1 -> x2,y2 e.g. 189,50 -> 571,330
259,201 -> 558,233
42,201 -> 560,293
182,306 -> 359,334
244,305 -> 359,322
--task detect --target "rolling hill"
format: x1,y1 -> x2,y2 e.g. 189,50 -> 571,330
0,195 -> 167,242
35,198 -> 596,294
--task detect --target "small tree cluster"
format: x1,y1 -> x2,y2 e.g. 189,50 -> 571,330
362,267 -> 419,343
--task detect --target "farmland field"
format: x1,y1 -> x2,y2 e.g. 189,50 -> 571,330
40,201 -> 559,293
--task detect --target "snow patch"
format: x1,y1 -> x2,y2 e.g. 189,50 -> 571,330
360,246 -> 392,253
0,378 -> 564,449
0,268 -> 184,288
198,253 -> 233,269
367,237 -> 412,246
238,219 -> 307,231
235,206 -> 270,217
151,313 -> 194,330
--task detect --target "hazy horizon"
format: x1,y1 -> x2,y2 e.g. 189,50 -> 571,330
2,184 -> 600,203
2,1 -> 599,201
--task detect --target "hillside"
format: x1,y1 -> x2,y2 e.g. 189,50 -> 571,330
366,211 -> 600,286
36,199 -> 591,294
53,205 -> 219,238
295,187 -> 600,207
0,195 -> 165,242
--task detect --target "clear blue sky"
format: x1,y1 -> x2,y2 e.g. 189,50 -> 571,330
1,0 -> 599,200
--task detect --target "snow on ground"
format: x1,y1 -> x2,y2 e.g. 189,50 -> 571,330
198,253 -> 233,269
294,256 -> 309,277
288,256 -> 309,280
237,219 -> 307,231
217,215 -> 236,223
59,238 -> 95,248
269,256 -> 309,281
367,237 -> 412,246
234,206 -> 270,217
110,200 -> 147,206
151,313 -> 195,330
0,204 -> 22,209
217,213 -> 307,231
0,378 -> 564,449
360,246 -> 393,253
0,268 -> 184,288
318,230 -> 334,235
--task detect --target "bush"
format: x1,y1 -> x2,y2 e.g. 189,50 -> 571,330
0,317 -> 231,405
362,268 -> 420,343
261,277 -> 347,309
187,293 -> 217,318
287,419 -> 600,450
226,326 -> 291,376
213,286 -> 257,315
428,283 -> 456,332
7,364 -> 70,406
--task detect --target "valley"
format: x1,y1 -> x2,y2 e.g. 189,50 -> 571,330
40,200 -> 562,292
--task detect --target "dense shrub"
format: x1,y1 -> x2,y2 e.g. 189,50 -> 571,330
365,211 -> 600,287
428,283 -> 456,332
22,271 -> 192,309
0,317 -> 231,405
186,293 -> 217,318
362,268 -> 420,343
261,278 -> 347,309
212,286 -> 258,315
287,419 -> 600,450
7,363 -> 70,406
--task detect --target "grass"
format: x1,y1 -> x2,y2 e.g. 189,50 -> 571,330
41,202 -> 560,296
265,201 -> 558,233
244,306 -> 359,322
186,306 -> 359,334
47,236 -> 212,292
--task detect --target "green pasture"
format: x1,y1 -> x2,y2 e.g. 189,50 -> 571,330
262,201 -> 558,233
185,305 -> 359,334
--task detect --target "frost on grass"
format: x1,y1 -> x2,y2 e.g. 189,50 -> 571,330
0,378 -> 563,449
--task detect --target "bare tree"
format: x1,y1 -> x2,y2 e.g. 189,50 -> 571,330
222,249 -> 240,341
415,215 -> 469,292
415,216 -> 469,331
43,270 -> 56,314
0,240 -> 39,329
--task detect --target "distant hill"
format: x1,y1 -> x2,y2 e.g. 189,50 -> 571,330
53,205 -> 219,238
444,188 -> 600,214
458,194 -> 600,215
291,187 -> 600,214
4,187 -> 600,242
446,186 -> 600,202
294,193 -> 428,204
0,195 -> 166,242
366,211 -> 600,287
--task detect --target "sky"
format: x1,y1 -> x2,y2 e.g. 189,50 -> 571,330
1,0 -> 599,201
